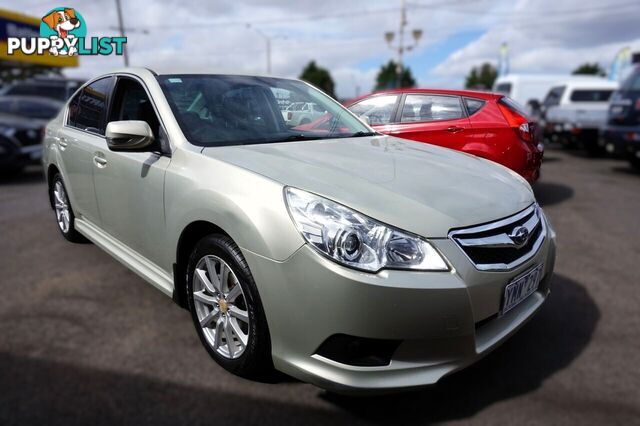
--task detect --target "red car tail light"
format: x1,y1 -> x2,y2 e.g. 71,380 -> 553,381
497,97 -> 533,143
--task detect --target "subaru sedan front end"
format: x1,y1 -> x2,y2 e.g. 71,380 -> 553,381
42,69 -> 556,394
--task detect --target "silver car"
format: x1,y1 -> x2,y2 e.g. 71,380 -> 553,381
43,68 -> 556,394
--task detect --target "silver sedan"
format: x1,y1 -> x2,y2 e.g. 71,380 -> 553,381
42,68 -> 556,394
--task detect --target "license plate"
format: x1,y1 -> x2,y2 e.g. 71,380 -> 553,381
501,264 -> 542,314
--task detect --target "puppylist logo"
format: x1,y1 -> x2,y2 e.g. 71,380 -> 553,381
7,7 -> 126,57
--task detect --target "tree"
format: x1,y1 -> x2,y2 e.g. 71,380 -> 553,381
375,60 -> 416,90
299,61 -> 336,98
464,63 -> 497,89
572,62 -> 606,77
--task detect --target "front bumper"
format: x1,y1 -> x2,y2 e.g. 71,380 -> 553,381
242,216 -> 557,394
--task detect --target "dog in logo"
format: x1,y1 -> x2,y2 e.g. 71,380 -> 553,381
42,8 -> 81,56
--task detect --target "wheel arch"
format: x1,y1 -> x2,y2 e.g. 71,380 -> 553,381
173,220 -> 231,309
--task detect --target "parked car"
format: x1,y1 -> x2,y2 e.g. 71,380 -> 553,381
603,65 -> 640,169
541,79 -> 618,155
494,74 -> 574,117
282,101 -> 326,126
43,69 -> 556,394
0,77 -> 84,101
0,96 -> 64,175
344,89 -> 544,183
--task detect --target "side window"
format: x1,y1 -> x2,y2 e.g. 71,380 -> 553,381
348,95 -> 398,125
401,95 -> 464,123
543,86 -> 565,107
72,77 -> 114,134
464,97 -> 486,116
108,78 -> 160,139
67,91 -> 81,127
495,82 -> 512,95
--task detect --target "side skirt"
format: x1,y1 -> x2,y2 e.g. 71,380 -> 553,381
75,218 -> 174,297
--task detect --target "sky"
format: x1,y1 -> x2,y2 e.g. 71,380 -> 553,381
16,0 -> 640,98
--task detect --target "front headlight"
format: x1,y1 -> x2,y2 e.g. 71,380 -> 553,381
284,187 -> 449,272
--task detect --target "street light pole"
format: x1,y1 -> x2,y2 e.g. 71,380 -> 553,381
114,0 -> 128,67
247,24 -> 271,75
384,0 -> 422,88
397,0 -> 406,88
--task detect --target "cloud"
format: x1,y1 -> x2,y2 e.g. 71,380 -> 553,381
18,0 -> 640,96
431,0 -> 640,86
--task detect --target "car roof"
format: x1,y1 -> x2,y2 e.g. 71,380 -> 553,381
553,80 -> 619,90
344,88 -> 500,106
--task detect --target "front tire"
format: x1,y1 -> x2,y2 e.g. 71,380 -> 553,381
50,173 -> 87,243
186,234 -> 272,379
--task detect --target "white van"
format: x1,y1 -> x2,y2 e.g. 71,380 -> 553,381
493,74 -> 605,116
542,79 -> 618,154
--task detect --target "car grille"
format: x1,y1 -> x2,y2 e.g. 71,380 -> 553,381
449,204 -> 546,271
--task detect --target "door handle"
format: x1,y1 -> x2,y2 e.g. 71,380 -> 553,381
58,138 -> 68,149
446,126 -> 464,133
93,155 -> 107,168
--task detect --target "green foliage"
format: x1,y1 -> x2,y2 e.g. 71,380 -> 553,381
464,62 -> 497,89
299,61 -> 336,98
374,60 -> 416,90
572,62 -> 606,77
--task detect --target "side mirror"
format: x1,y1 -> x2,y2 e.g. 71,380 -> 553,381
358,115 -> 371,126
106,120 -> 155,152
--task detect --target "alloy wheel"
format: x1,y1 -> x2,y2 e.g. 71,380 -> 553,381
53,181 -> 70,233
193,255 -> 250,359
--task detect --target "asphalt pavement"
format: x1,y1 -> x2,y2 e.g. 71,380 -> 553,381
0,148 -> 639,425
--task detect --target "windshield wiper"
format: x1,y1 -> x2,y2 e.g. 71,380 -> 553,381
330,131 -> 379,138
259,134 -> 325,144
250,131 -> 379,145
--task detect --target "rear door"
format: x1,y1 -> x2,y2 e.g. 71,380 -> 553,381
385,94 -> 471,149
56,76 -> 115,226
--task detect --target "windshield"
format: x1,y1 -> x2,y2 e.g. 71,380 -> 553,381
543,86 -> 565,107
621,67 -> 640,92
157,75 -> 372,146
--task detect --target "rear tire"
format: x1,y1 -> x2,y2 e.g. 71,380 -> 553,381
186,234 -> 273,379
50,173 -> 87,243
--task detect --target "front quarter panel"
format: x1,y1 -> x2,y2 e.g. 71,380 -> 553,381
164,148 -> 305,271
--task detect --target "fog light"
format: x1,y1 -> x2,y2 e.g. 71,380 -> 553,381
315,334 -> 401,367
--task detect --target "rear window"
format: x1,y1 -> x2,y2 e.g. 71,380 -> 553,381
464,97 -> 486,115
569,90 -> 614,102
499,96 -> 528,117
495,83 -> 512,95
543,86 -> 565,107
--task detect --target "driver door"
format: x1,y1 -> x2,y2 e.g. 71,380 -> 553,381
92,76 -> 171,267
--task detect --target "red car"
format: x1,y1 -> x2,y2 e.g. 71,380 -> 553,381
342,89 -> 543,183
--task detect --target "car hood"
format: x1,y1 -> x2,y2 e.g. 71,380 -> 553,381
201,135 -> 535,238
